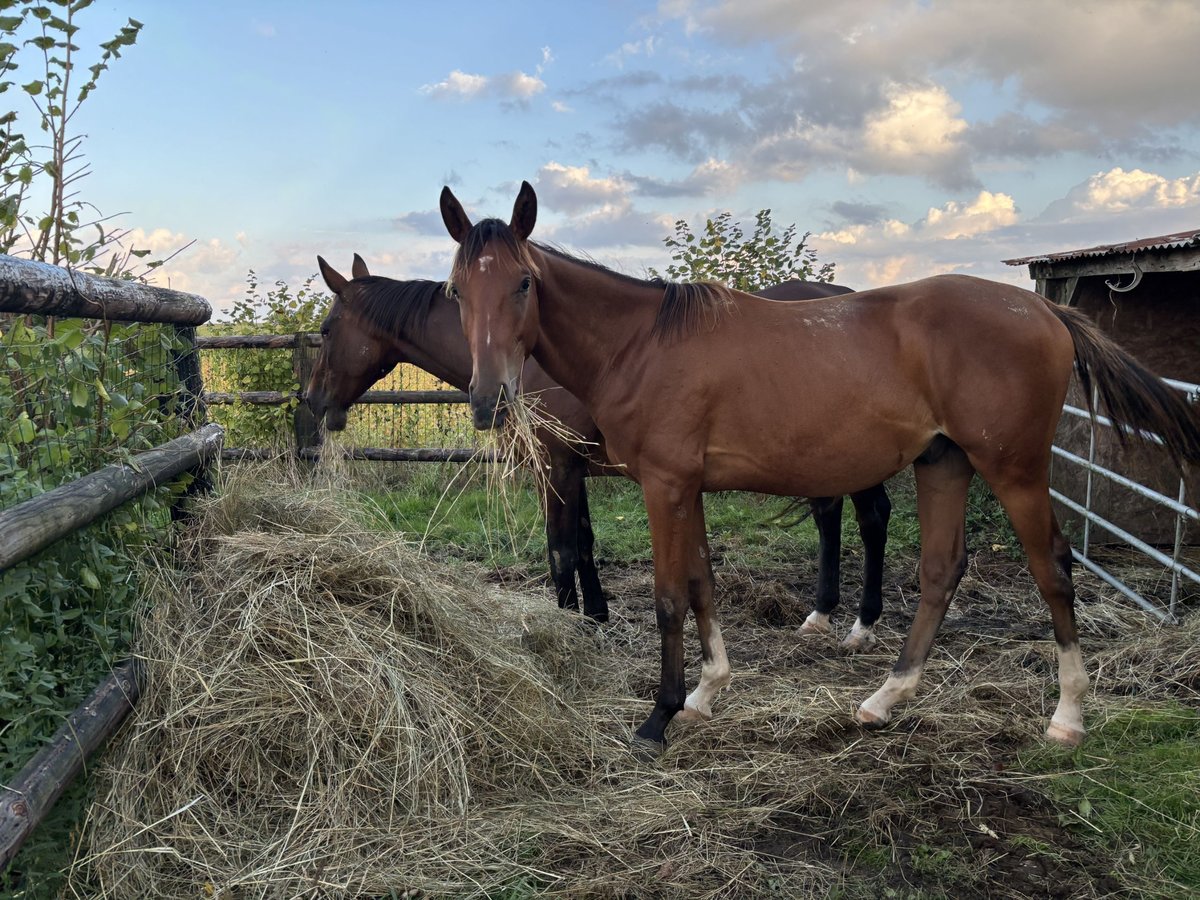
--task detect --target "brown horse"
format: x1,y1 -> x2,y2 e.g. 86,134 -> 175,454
440,181 -> 1200,751
305,255 -> 892,641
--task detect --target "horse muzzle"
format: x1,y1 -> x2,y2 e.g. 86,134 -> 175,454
469,381 -> 517,430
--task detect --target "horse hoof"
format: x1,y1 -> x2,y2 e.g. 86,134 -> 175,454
840,631 -> 876,652
675,706 -> 710,724
798,622 -> 830,637
1045,721 -> 1085,748
630,735 -> 666,762
855,705 -> 889,729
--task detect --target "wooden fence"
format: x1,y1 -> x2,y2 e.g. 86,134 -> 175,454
195,332 -> 487,463
0,254 -> 221,871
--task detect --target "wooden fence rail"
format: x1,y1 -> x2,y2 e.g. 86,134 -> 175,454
0,254 -> 211,324
203,388 -> 470,406
0,424 -> 225,574
0,660 -> 143,870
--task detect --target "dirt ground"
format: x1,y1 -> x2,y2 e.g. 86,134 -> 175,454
487,543 -> 1195,899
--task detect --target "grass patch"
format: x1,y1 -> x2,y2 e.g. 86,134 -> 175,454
1019,705 -> 1200,896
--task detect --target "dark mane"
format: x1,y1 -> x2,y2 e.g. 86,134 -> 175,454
342,276 -> 444,339
533,242 -> 735,344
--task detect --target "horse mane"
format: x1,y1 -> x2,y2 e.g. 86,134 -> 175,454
532,241 -> 736,344
343,276 -> 444,339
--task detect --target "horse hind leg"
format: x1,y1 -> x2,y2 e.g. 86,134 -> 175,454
575,479 -> 608,622
842,483 -> 891,651
857,439 -> 972,728
989,477 -> 1087,746
799,495 -> 844,636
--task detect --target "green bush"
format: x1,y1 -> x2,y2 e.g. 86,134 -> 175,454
200,271 -> 326,450
648,208 -> 837,290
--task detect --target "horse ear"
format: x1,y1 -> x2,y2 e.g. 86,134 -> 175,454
510,180 -> 537,241
440,186 -> 472,244
351,253 -> 370,279
317,255 -> 348,295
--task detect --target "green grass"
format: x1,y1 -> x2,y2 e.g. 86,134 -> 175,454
1019,705 -> 1200,896
364,466 -> 910,573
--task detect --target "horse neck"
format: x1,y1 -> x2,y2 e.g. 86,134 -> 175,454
531,248 -> 657,407
375,295 -> 475,393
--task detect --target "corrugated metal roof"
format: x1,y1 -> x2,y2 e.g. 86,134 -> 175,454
1003,227 -> 1200,266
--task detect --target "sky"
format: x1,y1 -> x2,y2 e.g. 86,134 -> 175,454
18,0 -> 1200,314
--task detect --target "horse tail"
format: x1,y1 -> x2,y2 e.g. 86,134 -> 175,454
1049,303 -> 1200,467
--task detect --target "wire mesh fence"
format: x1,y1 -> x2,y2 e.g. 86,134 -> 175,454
0,314 -> 192,506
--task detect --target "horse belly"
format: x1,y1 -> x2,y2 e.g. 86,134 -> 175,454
701,417 -> 926,497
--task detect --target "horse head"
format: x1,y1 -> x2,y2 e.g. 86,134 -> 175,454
440,181 -> 541,430
305,254 -> 396,432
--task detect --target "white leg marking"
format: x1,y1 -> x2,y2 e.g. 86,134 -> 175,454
799,610 -> 832,635
1046,643 -> 1088,745
683,621 -> 730,721
857,668 -> 923,726
840,617 -> 876,650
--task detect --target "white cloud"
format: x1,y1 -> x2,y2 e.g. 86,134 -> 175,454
920,191 -> 1018,240
862,83 -> 968,172
494,71 -> 546,100
535,162 -> 629,213
551,100 -> 573,113
420,58 -> 548,103
420,70 -> 489,99
1046,167 -> 1200,219
607,36 -> 658,68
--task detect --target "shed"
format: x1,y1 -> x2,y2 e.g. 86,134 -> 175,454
1004,228 -> 1199,545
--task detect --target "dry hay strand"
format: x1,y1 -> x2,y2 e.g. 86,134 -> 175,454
69,470 -> 1194,898
69,467 -> 632,897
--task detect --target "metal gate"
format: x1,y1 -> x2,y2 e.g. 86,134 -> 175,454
1050,377 -> 1199,621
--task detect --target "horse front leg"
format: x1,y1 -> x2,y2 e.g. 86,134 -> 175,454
634,480 -> 718,750
678,493 -> 729,722
543,456 -> 584,613
576,479 -> 608,622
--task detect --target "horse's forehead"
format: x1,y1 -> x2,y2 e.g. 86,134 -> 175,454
463,239 -> 525,282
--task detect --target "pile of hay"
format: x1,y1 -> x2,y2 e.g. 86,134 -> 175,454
69,463 -> 1198,898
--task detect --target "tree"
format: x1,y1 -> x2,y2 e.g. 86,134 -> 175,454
1,0 -> 150,273
648,208 -> 836,291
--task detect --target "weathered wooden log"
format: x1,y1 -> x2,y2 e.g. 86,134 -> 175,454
194,333 -> 321,350
0,254 -> 211,325
203,389 -> 470,406
346,389 -> 470,405
203,390 -> 301,405
221,446 -> 493,463
0,659 -> 143,872
0,424 -> 225,574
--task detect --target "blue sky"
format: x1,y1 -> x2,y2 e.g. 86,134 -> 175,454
24,1 -> 1200,312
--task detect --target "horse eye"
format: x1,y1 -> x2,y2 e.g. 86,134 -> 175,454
448,284 -> 460,301
518,276 -> 531,293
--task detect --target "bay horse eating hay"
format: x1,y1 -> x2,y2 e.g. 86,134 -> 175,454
440,180 -> 1200,751
305,255 -> 892,642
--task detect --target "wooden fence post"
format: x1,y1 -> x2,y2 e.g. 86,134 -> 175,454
291,331 -> 320,463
